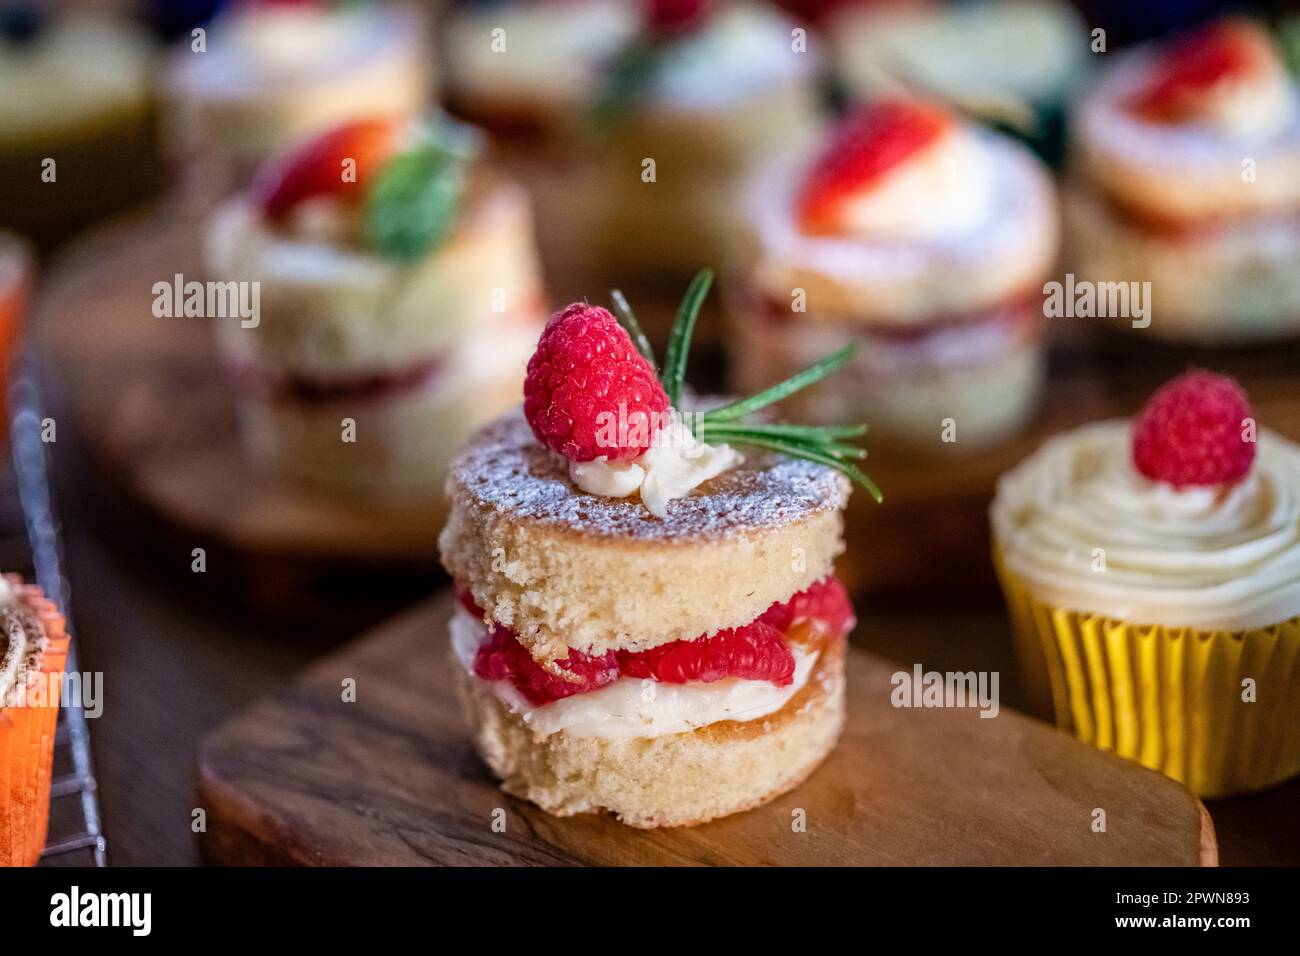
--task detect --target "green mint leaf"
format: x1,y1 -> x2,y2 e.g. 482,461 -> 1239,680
365,140 -> 466,261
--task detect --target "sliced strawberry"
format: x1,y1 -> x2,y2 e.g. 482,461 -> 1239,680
797,98 -> 951,235
758,576 -> 856,637
253,117 -> 402,220
617,621 -> 796,686
1131,19 -> 1275,122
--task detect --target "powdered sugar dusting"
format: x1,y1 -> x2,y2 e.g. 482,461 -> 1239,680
449,410 -> 850,541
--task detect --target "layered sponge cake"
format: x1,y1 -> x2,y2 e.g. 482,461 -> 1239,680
206,115 -> 546,506
1066,18 -> 1300,342
440,272 -> 873,826
442,413 -> 851,827
730,97 -> 1058,453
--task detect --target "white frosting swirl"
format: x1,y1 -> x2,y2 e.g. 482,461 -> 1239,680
992,421 -> 1300,631
568,419 -> 743,518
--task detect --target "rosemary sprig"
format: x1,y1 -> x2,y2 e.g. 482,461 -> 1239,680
701,345 -> 855,424
629,271 -> 882,503
610,288 -> 656,368
661,268 -> 713,408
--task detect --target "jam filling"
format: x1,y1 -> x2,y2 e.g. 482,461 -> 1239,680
456,577 -> 855,707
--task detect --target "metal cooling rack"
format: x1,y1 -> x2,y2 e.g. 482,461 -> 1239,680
7,362 -> 107,867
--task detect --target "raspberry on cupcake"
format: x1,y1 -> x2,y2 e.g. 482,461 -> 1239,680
1066,18 -> 1300,342
206,115 -> 547,507
440,271 -> 875,827
730,96 -> 1058,453
163,0 -> 432,199
992,371 -> 1300,797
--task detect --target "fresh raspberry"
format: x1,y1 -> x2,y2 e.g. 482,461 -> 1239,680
523,303 -> 669,462
1132,371 -> 1256,487
618,620 -> 796,686
1131,19 -> 1273,121
796,98 -> 951,234
759,576 -> 856,636
645,0 -> 714,36
253,117 -> 401,220
473,627 -> 620,706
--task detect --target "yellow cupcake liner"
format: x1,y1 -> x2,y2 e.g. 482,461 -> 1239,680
994,550 -> 1300,798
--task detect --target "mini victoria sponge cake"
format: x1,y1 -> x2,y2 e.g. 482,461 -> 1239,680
206,118 -> 546,506
439,411 -> 853,827
730,97 -> 1058,452
164,2 -> 431,198
1067,18 -> 1300,343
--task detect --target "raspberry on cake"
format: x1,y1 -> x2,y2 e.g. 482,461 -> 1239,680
1067,17 -> 1300,342
730,96 -> 1058,453
440,271 -> 875,827
205,115 -> 547,506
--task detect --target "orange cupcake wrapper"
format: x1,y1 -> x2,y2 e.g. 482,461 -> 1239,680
0,575 -> 69,867
995,550 -> 1300,798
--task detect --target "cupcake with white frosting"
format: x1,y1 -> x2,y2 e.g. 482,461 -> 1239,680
1066,18 -> 1300,343
730,96 -> 1058,452
992,371 -> 1300,796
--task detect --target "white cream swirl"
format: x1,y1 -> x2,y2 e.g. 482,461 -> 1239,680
992,421 -> 1300,631
568,419 -> 743,518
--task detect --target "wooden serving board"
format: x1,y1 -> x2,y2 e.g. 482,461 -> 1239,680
195,595 -> 1216,866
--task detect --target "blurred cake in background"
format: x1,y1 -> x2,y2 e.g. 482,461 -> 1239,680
0,5 -> 158,248
827,0 -> 1088,162
205,115 -> 547,507
1066,18 -> 1300,344
442,0 -> 638,293
443,0 -> 821,297
729,97 -> 1058,454
592,0 -> 822,283
163,0 -> 432,202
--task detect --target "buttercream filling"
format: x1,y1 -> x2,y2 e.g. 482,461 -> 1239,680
450,605 -> 818,739
993,420 -> 1300,631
